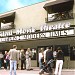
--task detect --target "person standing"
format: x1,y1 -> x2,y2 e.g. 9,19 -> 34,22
44,47 -> 49,63
0,52 -> 3,69
6,52 -> 10,69
9,45 -> 19,75
3,51 -> 7,69
20,49 -> 26,70
53,49 -> 57,68
38,48 -> 44,69
26,48 -> 32,71
46,47 -> 54,63
46,47 -> 54,73
54,47 -> 64,75
17,50 -> 20,70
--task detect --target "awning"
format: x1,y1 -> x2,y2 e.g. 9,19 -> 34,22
0,12 -> 15,19
43,0 -> 74,13
0,12 -> 15,23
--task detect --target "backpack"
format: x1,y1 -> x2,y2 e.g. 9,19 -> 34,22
21,53 -> 25,60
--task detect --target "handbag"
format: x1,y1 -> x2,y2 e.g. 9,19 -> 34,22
4,60 -> 6,63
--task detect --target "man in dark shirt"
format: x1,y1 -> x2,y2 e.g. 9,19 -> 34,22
39,47 -> 54,75
46,47 -> 54,73
46,47 -> 54,63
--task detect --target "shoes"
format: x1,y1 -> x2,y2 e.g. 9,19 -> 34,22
21,68 -> 24,70
39,70 -> 44,74
26,68 -> 33,71
27,69 -> 30,71
30,68 -> 33,70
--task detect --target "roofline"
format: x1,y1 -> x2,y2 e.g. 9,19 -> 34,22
0,0 -> 50,15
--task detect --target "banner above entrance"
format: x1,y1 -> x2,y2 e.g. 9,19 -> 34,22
0,22 -> 75,43
0,28 -> 74,43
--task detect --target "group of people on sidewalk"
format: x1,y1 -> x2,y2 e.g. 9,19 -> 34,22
9,45 -> 34,75
0,45 -> 33,75
39,47 -> 64,75
19,48 -> 32,70
0,45 -> 64,75
0,51 -> 10,70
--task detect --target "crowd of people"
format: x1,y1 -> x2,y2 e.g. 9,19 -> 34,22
0,45 -> 33,75
0,51 -> 9,70
39,47 -> 64,75
0,45 -> 64,75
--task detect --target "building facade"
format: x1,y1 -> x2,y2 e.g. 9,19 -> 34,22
0,0 -> 75,68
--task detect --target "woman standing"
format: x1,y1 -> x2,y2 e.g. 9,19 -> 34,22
3,51 -> 7,69
6,52 -> 10,69
54,47 -> 64,75
38,48 -> 44,69
26,48 -> 32,70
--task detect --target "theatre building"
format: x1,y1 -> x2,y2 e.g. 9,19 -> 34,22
0,0 -> 75,68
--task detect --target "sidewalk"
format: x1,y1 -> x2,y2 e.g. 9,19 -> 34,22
0,67 -> 75,75
62,69 -> 75,71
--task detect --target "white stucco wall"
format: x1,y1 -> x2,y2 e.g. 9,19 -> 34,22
73,0 -> 75,25
14,0 -> 56,30
14,2 -> 47,30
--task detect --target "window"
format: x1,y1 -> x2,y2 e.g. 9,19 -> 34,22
70,47 -> 75,60
0,12 -> 15,30
46,10 -> 73,22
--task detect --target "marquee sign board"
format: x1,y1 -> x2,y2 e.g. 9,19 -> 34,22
0,22 -> 75,42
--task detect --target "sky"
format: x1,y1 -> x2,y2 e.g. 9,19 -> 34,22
0,0 -> 45,14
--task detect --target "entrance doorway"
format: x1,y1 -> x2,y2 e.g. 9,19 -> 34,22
37,45 -> 53,67
37,45 -> 70,68
55,45 -> 70,56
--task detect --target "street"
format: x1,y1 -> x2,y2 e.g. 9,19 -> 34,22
0,67 -> 75,75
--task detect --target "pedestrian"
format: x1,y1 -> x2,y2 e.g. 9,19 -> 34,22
46,47 -> 54,73
53,49 -> 57,68
26,48 -> 32,71
6,52 -> 10,69
0,52 -> 3,69
54,47 -> 64,75
46,47 -> 54,63
17,50 -> 20,70
9,45 -> 19,75
44,47 -> 49,63
20,49 -> 26,70
3,51 -> 7,69
38,48 -> 44,69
